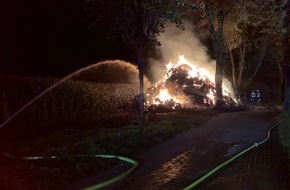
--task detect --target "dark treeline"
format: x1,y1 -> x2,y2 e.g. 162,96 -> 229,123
0,0 -> 135,76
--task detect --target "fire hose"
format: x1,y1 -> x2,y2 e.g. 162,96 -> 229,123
1,123 -> 278,189
183,122 -> 278,190
1,152 -> 138,190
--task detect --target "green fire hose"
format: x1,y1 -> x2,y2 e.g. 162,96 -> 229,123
84,155 -> 138,190
183,123 -> 278,190
2,123 -> 278,190
1,152 -> 138,190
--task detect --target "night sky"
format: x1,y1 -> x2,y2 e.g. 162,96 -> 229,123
0,0 -> 134,76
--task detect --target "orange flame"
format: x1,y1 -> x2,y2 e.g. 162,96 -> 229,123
147,55 -> 236,108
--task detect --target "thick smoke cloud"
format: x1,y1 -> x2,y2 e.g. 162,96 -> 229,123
148,22 -> 215,82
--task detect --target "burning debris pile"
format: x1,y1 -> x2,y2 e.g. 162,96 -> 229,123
146,55 -> 238,111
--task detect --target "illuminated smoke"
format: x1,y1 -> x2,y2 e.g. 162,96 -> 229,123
148,22 -> 215,82
148,22 -> 236,101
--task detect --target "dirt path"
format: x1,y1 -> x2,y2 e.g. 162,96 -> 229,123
69,108 -> 290,190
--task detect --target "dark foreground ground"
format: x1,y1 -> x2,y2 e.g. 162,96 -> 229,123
0,109 -> 217,189
69,107 -> 290,190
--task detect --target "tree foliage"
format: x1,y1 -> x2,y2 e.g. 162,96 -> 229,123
86,0 -> 190,49
193,0 -> 237,108
190,0 -> 289,105
85,0 -> 191,133
224,0 -> 286,96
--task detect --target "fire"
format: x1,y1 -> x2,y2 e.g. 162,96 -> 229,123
173,55 -> 215,83
146,55 -> 237,110
157,89 -> 181,103
206,88 -> 216,105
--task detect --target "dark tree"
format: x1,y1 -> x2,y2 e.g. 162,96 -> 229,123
86,0 -> 190,134
202,0 -> 237,109
282,0 -> 290,111
225,0 -> 288,102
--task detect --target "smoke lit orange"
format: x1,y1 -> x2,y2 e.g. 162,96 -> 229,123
146,55 -> 236,110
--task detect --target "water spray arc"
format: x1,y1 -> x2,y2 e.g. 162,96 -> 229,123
0,65 -> 91,128
0,55 -> 277,189
0,60 -> 142,189
0,60 -> 141,129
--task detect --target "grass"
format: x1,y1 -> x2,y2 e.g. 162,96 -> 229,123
0,75 -> 218,189
278,112 -> 290,161
0,111 -> 217,190
0,74 -> 138,189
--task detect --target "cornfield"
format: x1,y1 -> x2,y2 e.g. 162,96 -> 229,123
0,75 -> 139,129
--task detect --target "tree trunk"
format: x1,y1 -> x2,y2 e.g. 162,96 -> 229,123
245,39 -> 268,89
283,37 -> 290,111
277,56 -> 284,103
205,4 -> 227,110
229,50 -> 236,91
216,13 -> 228,109
237,41 -> 246,92
137,0 -> 145,134
282,0 -> 290,111
284,65 -> 290,111
137,46 -> 145,134
215,51 -> 224,109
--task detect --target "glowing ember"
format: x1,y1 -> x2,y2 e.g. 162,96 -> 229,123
157,89 -> 181,103
146,55 -> 237,110
206,88 -> 216,105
